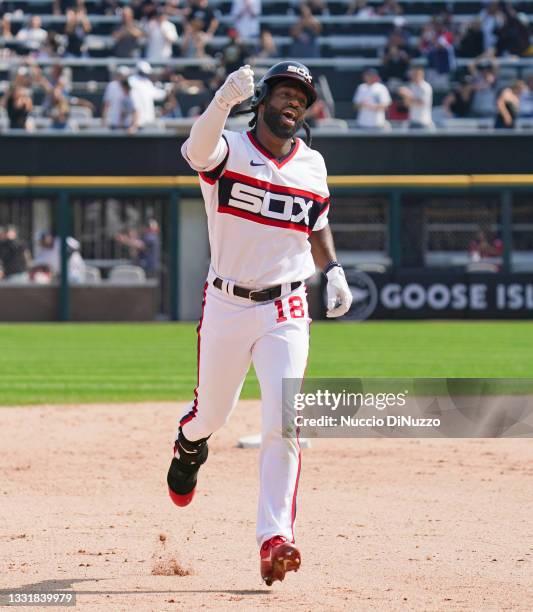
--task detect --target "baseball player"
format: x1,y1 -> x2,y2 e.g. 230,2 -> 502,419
167,61 -> 353,585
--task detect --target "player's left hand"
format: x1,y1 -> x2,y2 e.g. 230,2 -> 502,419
326,266 -> 353,318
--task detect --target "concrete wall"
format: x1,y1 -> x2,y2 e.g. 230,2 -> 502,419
178,198 -> 209,321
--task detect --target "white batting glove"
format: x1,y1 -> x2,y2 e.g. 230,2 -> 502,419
326,266 -> 353,318
214,64 -> 255,112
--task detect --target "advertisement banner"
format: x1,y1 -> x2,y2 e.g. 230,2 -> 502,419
343,270 -> 533,320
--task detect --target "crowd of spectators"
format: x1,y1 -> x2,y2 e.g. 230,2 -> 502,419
352,0 -> 533,130
0,0 -> 533,131
0,226 -> 87,283
353,58 -> 533,130
0,219 -> 161,282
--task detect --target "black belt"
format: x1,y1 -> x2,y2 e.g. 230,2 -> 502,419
213,277 -> 301,302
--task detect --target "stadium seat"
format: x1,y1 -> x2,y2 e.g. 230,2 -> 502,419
84,266 -> 102,283
315,118 -> 349,130
109,265 -> 147,283
465,262 -> 500,273
441,118 -> 495,131
355,262 -> 389,273
3,272 -> 31,283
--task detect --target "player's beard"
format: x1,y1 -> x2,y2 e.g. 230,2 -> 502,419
262,104 -> 304,140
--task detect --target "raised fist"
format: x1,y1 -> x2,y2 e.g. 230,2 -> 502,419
214,65 -> 255,112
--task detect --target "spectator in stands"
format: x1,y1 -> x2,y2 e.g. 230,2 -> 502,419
53,0 -> 84,16
34,232 -> 86,282
101,0 -> 121,16
398,65 -> 433,128
377,0 -> 403,16
34,232 -> 59,275
117,78 -> 139,132
495,80 -> 526,129
180,19 -> 208,57
1,12 -> 13,41
2,13 -> 12,38
457,19 -> 484,59
161,65 -> 207,91
37,30 -> 63,60
2,85 -> 34,130
113,6 -> 145,58
103,66 -> 130,129
289,3 -> 321,58
219,28 -> 250,75
469,226 -> 503,262
131,0 -> 157,21
387,17 -> 411,53
307,0 -> 327,16
64,8 -> 91,57
469,58 -> 498,118
15,16 -> 48,53
145,7 -> 179,61
184,0 -> 219,40
115,218 -> 161,277
0,225 -> 31,278
161,85 -> 184,119
480,1 -> 502,54
38,63 -> 94,119
165,0 -> 188,17
427,34 -> 456,75
387,88 -> 409,122
494,5 -> 530,57
11,63 -> 38,90
422,15 -> 453,50
49,86 -> 71,129
129,61 -> 168,127
304,86 -> 332,127
1,14 -> 13,59
114,227 -> 140,262
381,44 -> 410,82
420,16 -> 455,75
231,0 -> 261,40
39,63 -> 71,98
519,74 -> 533,118
254,29 -> 277,59
353,68 -> 392,129
442,74 -> 474,118
346,0 -> 375,18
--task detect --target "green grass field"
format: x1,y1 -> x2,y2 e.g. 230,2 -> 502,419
0,322 -> 532,405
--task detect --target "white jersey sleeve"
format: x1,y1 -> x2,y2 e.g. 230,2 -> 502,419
180,98 -> 231,172
181,135 -> 229,174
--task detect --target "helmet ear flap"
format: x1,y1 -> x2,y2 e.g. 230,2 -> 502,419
251,82 -> 268,109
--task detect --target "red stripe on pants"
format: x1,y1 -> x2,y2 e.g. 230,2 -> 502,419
180,282 -> 208,427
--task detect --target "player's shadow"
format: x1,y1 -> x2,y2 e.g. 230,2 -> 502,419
1,578 -> 268,596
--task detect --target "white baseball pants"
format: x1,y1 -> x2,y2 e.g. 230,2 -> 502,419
178,273 -> 310,546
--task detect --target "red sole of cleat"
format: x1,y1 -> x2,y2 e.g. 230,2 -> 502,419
262,544 -> 301,586
168,487 -> 195,507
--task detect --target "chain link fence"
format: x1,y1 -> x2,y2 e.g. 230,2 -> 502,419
401,195 -> 502,269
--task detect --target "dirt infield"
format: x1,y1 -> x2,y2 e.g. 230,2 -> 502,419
1,402 -> 532,611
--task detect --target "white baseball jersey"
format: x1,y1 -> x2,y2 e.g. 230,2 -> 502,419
181,129 -> 330,287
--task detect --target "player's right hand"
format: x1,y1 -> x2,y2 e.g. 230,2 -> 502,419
214,65 -> 255,112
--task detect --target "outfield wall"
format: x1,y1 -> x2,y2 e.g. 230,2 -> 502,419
1,131 -> 533,321
1,132 -> 533,176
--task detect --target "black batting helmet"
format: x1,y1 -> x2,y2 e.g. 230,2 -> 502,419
251,61 -> 317,109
